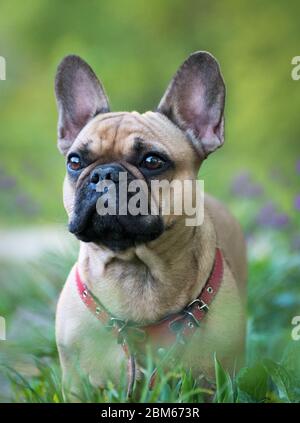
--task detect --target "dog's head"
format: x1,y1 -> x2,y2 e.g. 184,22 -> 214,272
55,52 -> 225,251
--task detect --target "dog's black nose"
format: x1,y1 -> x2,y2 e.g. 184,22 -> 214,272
90,164 -> 123,186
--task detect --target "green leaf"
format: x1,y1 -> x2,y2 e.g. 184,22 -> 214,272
236,363 -> 268,402
214,353 -> 234,403
263,359 -> 291,402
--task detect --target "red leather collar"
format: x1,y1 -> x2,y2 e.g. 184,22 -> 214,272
75,248 -> 224,350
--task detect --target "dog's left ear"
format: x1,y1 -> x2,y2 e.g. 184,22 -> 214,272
55,55 -> 110,155
157,51 -> 225,159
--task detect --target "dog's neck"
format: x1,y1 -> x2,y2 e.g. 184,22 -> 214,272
77,212 -> 216,324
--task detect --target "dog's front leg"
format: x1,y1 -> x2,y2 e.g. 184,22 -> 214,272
55,271 -> 94,402
56,270 -> 127,401
57,343 -> 85,402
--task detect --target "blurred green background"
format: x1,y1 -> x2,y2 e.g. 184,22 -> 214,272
0,0 -> 300,403
0,0 -> 299,225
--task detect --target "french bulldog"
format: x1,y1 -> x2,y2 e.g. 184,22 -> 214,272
55,51 -> 247,401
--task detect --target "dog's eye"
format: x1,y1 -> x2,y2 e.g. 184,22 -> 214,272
67,154 -> 82,172
141,154 -> 165,171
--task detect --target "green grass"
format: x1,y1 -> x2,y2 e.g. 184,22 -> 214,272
0,226 -> 300,403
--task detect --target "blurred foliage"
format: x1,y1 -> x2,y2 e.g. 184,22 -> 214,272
0,0 -> 299,225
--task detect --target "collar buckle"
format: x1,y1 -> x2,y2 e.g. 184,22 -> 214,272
106,317 -> 127,331
186,298 -> 209,313
106,317 -> 146,344
184,299 -> 209,328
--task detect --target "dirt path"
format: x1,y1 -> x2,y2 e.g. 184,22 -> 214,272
0,225 -> 75,261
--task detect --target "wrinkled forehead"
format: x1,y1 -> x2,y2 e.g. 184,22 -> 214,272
71,111 -> 192,160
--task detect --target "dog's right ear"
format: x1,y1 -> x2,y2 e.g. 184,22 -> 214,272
55,55 -> 110,155
157,51 -> 225,159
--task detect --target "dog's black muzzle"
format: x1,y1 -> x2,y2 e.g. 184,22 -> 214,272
68,163 -> 164,251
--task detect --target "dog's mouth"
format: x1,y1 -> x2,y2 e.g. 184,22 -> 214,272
68,195 -> 164,251
68,201 -> 95,238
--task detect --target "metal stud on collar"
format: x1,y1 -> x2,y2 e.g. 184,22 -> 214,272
207,286 -> 213,294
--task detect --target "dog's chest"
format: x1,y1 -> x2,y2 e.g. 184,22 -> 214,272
87,252 -> 200,325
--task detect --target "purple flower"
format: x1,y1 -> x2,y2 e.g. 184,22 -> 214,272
0,176 -> 16,189
15,193 -> 29,206
272,213 -> 290,227
15,193 -> 40,216
231,172 -> 263,198
256,203 -> 276,226
256,202 -> 290,229
25,203 -> 40,216
294,195 -> 300,211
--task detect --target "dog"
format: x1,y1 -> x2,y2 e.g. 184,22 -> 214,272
54,51 -> 247,401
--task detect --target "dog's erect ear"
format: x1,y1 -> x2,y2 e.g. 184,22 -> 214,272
55,55 -> 110,155
157,51 -> 225,159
